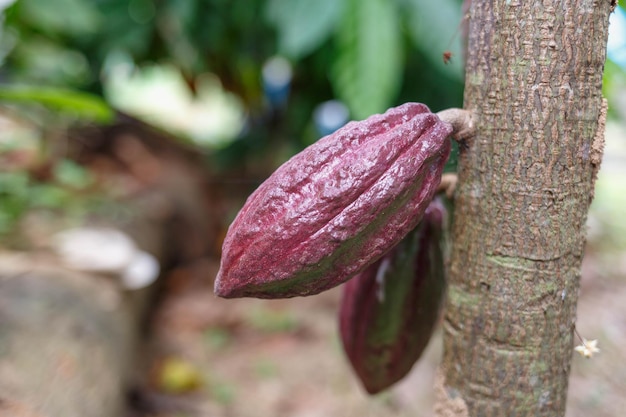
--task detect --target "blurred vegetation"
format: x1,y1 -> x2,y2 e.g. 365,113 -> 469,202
0,0 -> 468,237
2,0 -> 625,148
4,0 -> 466,106
1,0 -> 466,154
0,0 -> 624,238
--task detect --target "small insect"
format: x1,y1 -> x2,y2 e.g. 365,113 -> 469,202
441,9 -> 470,65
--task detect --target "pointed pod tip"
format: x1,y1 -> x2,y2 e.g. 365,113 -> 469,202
213,272 -> 238,299
213,272 -> 269,299
362,382 -> 385,395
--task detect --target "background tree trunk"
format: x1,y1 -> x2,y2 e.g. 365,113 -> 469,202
441,1 -> 611,416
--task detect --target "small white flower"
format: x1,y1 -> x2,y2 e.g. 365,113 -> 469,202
574,339 -> 600,358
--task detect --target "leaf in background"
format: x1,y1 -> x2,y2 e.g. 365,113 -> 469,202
403,0 -> 464,81
0,172 -> 30,235
159,0 -> 199,72
54,159 -> 94,189
331,0 -> 403,120
16,0 -> 103,37
9,37 -> 91,86
602,59 -> 626,119
0,86 -> 114,123
265,0 -> 346,59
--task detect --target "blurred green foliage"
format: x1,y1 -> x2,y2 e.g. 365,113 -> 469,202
0,160 -> 98,236
2,0 -> 623,177
0,85 -> 113,122
2,0 -> 624,149
1,0 -> 465,142
3,0 -> 462,109
0,0 -> 623,243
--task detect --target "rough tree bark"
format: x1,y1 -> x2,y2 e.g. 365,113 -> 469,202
441,1 -> 611,416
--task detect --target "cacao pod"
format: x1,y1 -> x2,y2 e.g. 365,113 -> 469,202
339,198 -> 447,394
215,103 -> 452,299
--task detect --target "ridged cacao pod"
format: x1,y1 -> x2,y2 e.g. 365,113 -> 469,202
339,198 -> 447,394
215,103 -> 452,299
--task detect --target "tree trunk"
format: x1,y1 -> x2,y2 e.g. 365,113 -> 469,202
441,1 -> 611,416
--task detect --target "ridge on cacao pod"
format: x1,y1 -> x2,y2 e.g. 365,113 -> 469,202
214,102 -> 452,299
339,198 -> 447,394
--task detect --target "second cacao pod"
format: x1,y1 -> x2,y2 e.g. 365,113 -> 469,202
339,198 -> 447,394
215,103 -> 452,299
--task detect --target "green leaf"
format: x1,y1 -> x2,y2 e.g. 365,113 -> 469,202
403,0 -> 464,81
602,59 -> 626,119
9,38 -> 91,86
17,0 -> 103,37
0,86 -> 114,123
0,172 -> 30,198
265,0 -> 346,59
54,159 -> 94,189
210,381 -> 237,405
29,184 -> 71,209
331,0 -> 403,120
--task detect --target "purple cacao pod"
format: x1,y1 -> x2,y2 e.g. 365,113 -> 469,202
215,103 -> 452,299
339,198 -> 447,394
